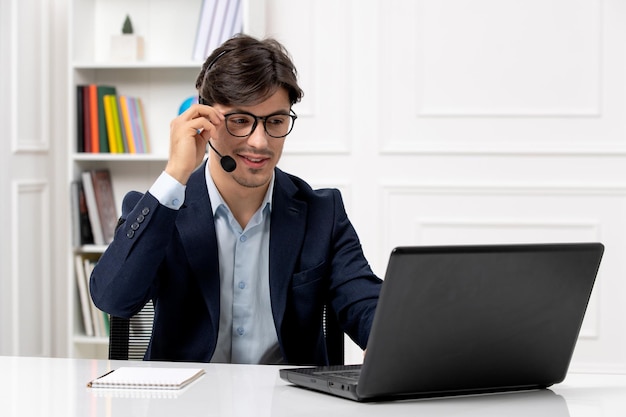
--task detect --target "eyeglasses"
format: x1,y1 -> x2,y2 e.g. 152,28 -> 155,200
223,110 -> 298,138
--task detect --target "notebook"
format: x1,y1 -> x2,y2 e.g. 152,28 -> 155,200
87,367 -> 205,390
280,242 -> 604,402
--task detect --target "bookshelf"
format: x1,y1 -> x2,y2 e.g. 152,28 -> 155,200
67,0 -> 265,359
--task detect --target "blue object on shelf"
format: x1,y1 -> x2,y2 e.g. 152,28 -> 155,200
178,96 -> 198,115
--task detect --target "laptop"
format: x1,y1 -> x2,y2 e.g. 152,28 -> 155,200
279,242 -> 604,402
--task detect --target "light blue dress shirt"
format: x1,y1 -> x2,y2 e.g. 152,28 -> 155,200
149,165 -> 284,364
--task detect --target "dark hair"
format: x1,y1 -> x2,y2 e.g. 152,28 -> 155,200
196,34 -> 303,107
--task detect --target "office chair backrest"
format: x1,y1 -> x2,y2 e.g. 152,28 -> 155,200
109,301 -> 344,364
108,300 -> 154,360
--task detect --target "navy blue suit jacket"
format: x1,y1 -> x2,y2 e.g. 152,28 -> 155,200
90,162 -> 382,364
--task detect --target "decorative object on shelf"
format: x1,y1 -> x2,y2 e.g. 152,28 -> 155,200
110,14 -> 144,61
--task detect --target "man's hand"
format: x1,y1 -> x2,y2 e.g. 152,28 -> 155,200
165,103 -> 224,185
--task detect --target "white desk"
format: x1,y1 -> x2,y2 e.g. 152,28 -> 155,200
1,356 -> 625,417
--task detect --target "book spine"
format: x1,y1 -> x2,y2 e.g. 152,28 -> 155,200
135,98 -> 150,153
103,95 -> 118,153
74,253 -> 94,337
192,0 -> 217,61
119,96 -> 136,154
96,85 -> 117,153
81,171 -> 105,246
116,96 -> 129,153
128,97 -> 144,153
84,257 -> 106,337
88,84 -> 99,153
220,0 -> 242,45
91,169 -> 118,245
76,85 -> 85,153
205,0 -> 229,57
83,86 -> 92,153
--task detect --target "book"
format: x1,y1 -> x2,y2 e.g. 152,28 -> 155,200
127,97 -> 144,153
103,95 -> 119,153
81,171 -> 105,246
116,96 -> 130,153
220,0 -> 242,45
87,367 -> 206,390
192,0 -> 217,61
76,86 -> 85,152
96,85 -> 117,153
119,96 -> 137,153
88,84 -> 99,153
70,180 -> 94,247
82,85 -> 92,152
134,97 -> 151,153
83,257 -> 108,337
206,0 -> 229,56
74,253 -> 94,337
109,95 -> 126,153
90,169 -> 118,244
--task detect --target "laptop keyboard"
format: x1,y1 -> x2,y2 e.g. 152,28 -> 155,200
311,365 -> 362,382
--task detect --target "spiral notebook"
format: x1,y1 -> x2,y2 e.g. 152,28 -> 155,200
87,367 -> 205,390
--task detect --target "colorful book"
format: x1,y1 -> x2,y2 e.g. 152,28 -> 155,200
103,95 -> 119,153
119,96 -> 137,153
88,84 -> 99,153
96,85 -> 117,153
135,97 -> 151,153
128,97 -> 145,153
116,96 -> 129,153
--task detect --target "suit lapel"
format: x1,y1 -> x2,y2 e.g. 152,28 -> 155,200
176,163 -> 220,336
269,169 -> 307,336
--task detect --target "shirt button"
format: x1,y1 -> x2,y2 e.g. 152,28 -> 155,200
172,198 -> 179,206
238,281 -> 246,289
236,327 -> 245,336
239,235 -> 247,242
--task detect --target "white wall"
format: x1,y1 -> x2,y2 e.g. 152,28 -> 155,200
265,0 -> 626,371
1,0 -> 624,372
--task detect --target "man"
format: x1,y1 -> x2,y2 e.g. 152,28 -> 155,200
90,34 -> 382,365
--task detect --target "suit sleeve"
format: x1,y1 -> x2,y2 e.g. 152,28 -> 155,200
89,190 -> 179,318
327,189 -> 382,349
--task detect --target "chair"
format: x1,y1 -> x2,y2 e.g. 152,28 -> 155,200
108,301 -> 344,364
108,300 -> 155,360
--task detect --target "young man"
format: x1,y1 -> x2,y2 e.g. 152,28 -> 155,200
90,34 -> 382,365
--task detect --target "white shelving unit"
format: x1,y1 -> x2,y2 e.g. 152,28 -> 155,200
66,0 -> 264,358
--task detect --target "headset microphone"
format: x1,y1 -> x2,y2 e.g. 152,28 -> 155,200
207,141 -> 237,173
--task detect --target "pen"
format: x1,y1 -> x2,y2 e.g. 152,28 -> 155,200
87,369 -> 115,387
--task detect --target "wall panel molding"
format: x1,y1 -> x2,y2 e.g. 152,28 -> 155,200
10,0 -> 50,154
11,180 -> 51,356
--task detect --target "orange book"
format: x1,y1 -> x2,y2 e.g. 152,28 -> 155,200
118,96 -> 136,153
88,84 -> 99,153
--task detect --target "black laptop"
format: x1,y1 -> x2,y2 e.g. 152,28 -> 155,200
280,242 -> 604,402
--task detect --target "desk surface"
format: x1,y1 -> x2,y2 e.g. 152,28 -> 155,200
1,355 -> 625,417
